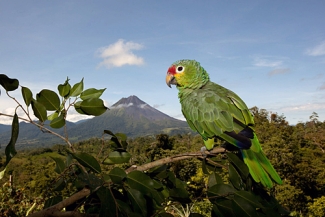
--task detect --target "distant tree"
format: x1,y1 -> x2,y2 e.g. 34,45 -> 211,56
0,74 -> 290,216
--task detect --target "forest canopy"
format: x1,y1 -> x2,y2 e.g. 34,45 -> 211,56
0,74 -> 325,216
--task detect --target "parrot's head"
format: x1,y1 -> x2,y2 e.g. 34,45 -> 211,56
166,59 -> 209,90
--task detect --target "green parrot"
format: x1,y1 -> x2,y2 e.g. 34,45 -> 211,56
165,59 -> 282,188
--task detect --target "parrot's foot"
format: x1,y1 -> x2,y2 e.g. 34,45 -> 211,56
200,146 -> 207,157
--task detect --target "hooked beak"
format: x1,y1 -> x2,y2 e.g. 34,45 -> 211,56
166,72 -> 177,88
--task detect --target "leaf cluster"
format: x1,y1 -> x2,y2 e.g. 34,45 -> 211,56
2,75 -> 322,216
0,75 -> 107,178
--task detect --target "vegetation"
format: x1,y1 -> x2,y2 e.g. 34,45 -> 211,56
0,74 -> 324,216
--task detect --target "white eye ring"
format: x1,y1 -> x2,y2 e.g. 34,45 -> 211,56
176,65 -> 185,73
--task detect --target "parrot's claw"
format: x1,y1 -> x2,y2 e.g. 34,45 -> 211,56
200,146 -> 207,157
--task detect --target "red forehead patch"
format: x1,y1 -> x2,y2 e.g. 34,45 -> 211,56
167,65 -> 176,75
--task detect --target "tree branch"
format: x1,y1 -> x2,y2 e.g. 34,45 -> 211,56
27,188 -> 92,217
0,112 -> 75,152
125,146 -> 226,173
27,147 -> 226,216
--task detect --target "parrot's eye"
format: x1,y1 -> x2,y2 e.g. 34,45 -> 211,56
176,66 -> 185,73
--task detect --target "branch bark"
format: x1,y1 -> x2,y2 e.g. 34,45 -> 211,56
27,188 -> 92,217
125,146 -> 226,173
0,112 -> 75,152
27,147 -> 226,216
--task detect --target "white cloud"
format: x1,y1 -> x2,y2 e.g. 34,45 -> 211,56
173,113 -> 186,121
110,103 -> 134,109
153,104 -> 164,109
306,41 -> 325,56
138,104 -> 148,109
253,58 -> 282,67
280,102 -> 325,112
0,107 -> 35,125
268,68 -> 290,76
97,39 -> 144,68
66,110 -> 93,123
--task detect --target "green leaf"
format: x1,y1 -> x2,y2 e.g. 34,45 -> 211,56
127,188 -> 147,217
74,101 -> 86,114
202,158 -> 210,174
126,170 -> 157,196
0,167 -> 6,180
115,133 -> 128,149
208,172 -> 223,188
229,164 -> 242,190
79,98 -> 107,116
103,151 -> 131,165
103,130 -> 116,137
207,184 -> 236,199
117,200 -> 137,216
77,173 -> 103,190
97,186 -> 117,217
66,154 -> 73,167
0,74 -> 19,91
36,89 -> 60,111
21,86 -> 33,106
148,164 -> 168,176
108,167 -> 126,184
110,138 -> 123,150
53,177 -> 66,191
70,78 -> 84,97
234,191 -> 264,208
80,88 -> 106,100
50,157 -> 66,174
227,153 -> 249,178
169,187 -> 190,202
211,204 -> 227,217
213,200 -> 236,217
71,152 -> 101,173
4,113 -> 19,166
58,77 -> 71,98
47,111 -> 59,121
50,113 -> 66,128
31,99 -> 47,122
44,195 -> 63,209
232,194 -> 257,217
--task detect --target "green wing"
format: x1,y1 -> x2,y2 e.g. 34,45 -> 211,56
181,81 -> 254,147
180,81 -> 282,188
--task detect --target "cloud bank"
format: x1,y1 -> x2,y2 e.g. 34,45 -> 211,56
253,57 -> 290,76
253,58 -> 283,67
268,68 -> 290,76
280,102 -> 325,112
306,41 -> 325,56
97,39 -> 144,68
110,103 -> 148,109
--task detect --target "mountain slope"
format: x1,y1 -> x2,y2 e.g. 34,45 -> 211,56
68,95 -> 191,140
0,121 -> 77,149
0,124 -> 10,134
0,96 -> 192,149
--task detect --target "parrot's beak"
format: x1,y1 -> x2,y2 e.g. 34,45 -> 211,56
166,73 -> 177,88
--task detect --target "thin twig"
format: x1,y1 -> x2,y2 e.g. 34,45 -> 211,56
27,188 -> 92,217
125,147 -> 226,173
0,112 -> 75,152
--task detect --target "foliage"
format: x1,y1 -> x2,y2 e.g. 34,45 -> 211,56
0,184 -> 43,216
0,74 -> 324,216
307,196 -> 325,217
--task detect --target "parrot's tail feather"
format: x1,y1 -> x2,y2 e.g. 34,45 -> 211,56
241,150 -> 273,188
241,149 -> 281,188
255,151 -> 283,185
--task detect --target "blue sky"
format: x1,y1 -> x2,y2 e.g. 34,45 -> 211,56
1,0 -> 325,124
